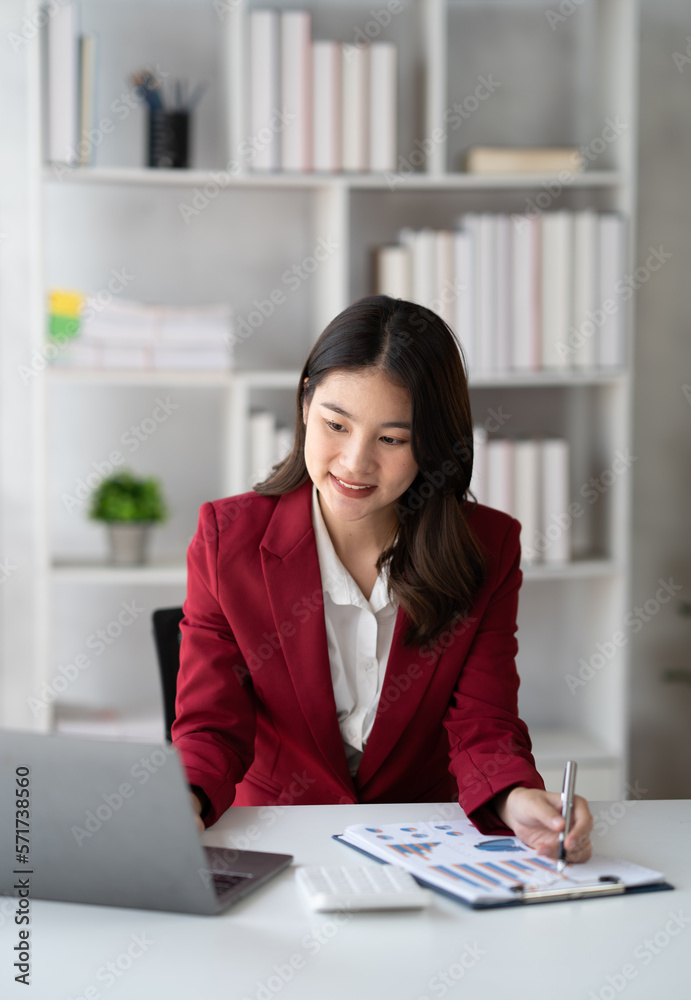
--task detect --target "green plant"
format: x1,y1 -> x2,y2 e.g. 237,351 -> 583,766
89,471 -> 167,524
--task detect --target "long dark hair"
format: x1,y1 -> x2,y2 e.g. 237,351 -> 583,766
255,295 -> 485,648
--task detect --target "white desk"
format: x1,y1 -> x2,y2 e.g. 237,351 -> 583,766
4,800 -> 689,1000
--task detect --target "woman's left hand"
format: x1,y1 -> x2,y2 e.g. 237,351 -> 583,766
494,786 -> 593,863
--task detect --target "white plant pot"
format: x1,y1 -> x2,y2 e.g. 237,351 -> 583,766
106,523 -> 152,566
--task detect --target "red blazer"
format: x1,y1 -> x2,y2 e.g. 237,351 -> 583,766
172,480 -> 545,832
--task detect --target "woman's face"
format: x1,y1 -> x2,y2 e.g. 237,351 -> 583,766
302,368 -> 419,532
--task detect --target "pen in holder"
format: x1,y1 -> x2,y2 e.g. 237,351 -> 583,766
148,109 -> 189,169
132,70 -> 209,170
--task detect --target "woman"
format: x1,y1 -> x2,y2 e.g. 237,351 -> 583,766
172,295 -> 593,860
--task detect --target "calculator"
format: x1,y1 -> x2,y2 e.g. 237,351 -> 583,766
295,864 -> 431,911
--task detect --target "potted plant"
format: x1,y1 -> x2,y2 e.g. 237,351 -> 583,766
89,470 -> 167,566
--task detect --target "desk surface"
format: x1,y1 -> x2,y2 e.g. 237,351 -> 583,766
3,800 -> 689,1000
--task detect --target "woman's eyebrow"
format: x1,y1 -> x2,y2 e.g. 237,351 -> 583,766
319,402 -> 411,430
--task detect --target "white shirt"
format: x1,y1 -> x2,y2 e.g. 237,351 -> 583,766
311,485 -> 399,776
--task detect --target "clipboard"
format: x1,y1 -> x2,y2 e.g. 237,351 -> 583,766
333,825 -> 674,910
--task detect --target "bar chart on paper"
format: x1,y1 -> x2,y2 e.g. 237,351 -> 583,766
336,820 -> 668,907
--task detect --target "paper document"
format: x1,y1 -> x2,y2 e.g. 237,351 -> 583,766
338,820 -> 666,907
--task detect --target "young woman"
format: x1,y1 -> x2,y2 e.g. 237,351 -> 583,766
172,295 -> 593,861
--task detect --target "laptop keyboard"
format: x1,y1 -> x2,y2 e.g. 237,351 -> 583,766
211,871 -> 253,896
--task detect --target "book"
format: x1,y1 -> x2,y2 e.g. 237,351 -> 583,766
513,440 -> 541,566
47,0 -> 78,165
486,438 -> 514,517
453,229 -> 474,373
335,819 -> 671,909
541,211 -> 573,370
571,209 -> 599,369
77,35 -> 97,167
464,146 -> 585,175
510,214 -> 541,371
312,41 -> 342,172
540,439 -> 570,563
369,42 -> 397,172
598,213 -> 626,368
341,44 -> 369,171
375,245 -> 411,300
281,11 -> 312,172
250,10 -> 280,171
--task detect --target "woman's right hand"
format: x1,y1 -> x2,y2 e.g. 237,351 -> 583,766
189,790 -> 205,834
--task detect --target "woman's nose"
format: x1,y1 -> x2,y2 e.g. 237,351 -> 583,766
339,433 -> 376,475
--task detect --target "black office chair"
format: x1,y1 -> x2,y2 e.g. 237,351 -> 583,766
152,607 -> 184,743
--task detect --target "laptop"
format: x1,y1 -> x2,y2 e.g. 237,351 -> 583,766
0,730 -> 293,915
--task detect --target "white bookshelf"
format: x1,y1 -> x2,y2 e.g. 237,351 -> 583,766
29,0 -> 638,798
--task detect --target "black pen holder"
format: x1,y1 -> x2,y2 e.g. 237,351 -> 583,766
147,110 -> 189,168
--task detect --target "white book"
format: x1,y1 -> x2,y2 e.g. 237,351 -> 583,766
312,41 -> 342,172
486,439 -> 514,517
598,213 -> 626,368
513,439 -> 541,566
433,230 -> 455,327
410,229 -> 437,310
495,214 -> 511,373
540,438 -> 570,563
453,229 -> 475,375
469,426 -> 488,506
369,42 -> 397,172
47,1 -> 78,164
376,246 -> 412,300
250,11 -> 280,171
571,209 -> 598,370
249,411 -> 276,487
510,214 -> 541,371
281,11 -> 312,172
540,211 -> 573,370
341,44 -> 369,172
476,214 -> 497,375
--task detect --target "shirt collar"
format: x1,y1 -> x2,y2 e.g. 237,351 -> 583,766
311,483 -> 395,614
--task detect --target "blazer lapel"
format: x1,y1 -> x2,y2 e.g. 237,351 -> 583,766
259,483 -> 355,797
355,609 -> 442,790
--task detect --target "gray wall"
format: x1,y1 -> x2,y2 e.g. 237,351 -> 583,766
630,0 -> 691,797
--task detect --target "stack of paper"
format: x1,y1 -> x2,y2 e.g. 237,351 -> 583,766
52,299 -> 234,370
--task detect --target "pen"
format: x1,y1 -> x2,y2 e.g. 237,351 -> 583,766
557,760 -> 577,872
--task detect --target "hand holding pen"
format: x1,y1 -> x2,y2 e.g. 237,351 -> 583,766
493,779 -> 594,864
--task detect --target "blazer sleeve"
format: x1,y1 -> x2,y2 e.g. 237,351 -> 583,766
172,502 -> 257,826
443,516 -> 545,834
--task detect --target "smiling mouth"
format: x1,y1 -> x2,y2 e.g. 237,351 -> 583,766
332,475 -> 375,490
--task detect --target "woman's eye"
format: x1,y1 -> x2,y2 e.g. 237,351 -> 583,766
326,420 -> 345,432
381,436 -> 407,446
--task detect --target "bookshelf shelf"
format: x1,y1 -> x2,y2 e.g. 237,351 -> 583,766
42,165 -> 624,191
51,560 -> 187,586
30,0 -> 638,802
